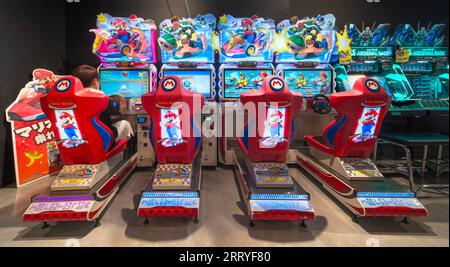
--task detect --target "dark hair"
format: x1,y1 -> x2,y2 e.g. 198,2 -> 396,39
71,65 -> 98,88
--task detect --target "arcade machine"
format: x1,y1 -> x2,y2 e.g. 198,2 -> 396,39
274,14 -> 338,162
91,13 -> 158,167
217,15 -> 276,165
158,14 -> 218,167
296,77 -> 428,222
334,23 -> 393,93
22,76 -> 138,225
137,76 -> 204,223
373,24 -> 449,192
234,75 -> 315,227
21,13 -> 156,226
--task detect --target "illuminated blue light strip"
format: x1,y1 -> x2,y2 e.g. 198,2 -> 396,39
142,192 -> 199,198
356,192 -> 415,198
250,194 -> 310,200
33,195 -> 94,202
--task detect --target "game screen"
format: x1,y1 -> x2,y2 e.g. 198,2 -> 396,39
163,69 -> 212,98
352,107 -> 381,143
284,69 -> 333,97
99,69 -> 150,98
223,69 -> 273,98
260,107 -> 286,149
160,108 -> 183,148
54,109 -> 84,149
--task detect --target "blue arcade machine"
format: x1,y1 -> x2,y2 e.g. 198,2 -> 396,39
373,23 -> 449,193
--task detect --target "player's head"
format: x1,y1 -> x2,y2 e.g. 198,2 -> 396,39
71,65 -> 99,89
59,111 -> 73,124
365,109 -> 378,119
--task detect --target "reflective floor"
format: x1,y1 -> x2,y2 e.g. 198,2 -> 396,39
0,167 -> 448,247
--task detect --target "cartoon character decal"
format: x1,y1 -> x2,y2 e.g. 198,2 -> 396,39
260,108 -> 286,149
55,110 -> 84,148
90,13 -> 156,63
218,15 -> 275,62
274,14 -> 337,63
158,14 -> 216,62
160,109 -> 183,147
352,107 -> 381,143
6,69 -> 60,122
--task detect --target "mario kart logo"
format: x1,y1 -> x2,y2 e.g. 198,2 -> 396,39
269,78 -> 284,91
162,78 -> 177,91
56,79 -> 72,92
365,79 -> 380,91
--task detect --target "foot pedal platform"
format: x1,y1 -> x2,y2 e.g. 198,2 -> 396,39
339,158 -> 384,180
153,164 -> 192,190
253,163 -> 293,188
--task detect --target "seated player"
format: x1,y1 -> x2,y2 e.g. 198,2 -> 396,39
71,65 -> 134,143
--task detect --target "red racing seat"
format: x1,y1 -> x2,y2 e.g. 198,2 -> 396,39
40,76 -> 128,165
238,75 -> 303,163
141,76 -> 205,164
305,77 -> 392,158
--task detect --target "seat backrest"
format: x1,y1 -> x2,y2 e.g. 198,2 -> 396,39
40,76 -> 116,164
238,75 -> 303,163
323,77 -> 392,158
142,76 -> 204,164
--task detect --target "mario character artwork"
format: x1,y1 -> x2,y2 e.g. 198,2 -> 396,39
352,107 -> 380,143
56,110 -> 83,148
313,71 -> 331,94
7,69 -> 60,122
90,13 -> 156,62
161,110 -> 183,147
219,15 -> 274,60
260,108 -> 286,149
253,71 -> 269,90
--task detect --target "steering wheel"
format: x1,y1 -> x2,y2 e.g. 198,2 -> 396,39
311,94 -> 332,115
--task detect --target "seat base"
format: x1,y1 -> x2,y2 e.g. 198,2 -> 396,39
233,149 -> 315,222
51,151 -> 124,191
309,146 -> 384,181
152,163 -> 193,190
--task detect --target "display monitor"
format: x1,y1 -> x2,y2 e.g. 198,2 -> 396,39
163,69 -> 212,98
260,107 -> 287,149
99,69 -> 150,98
223,69 -> 274,99
283,69 -> 334,97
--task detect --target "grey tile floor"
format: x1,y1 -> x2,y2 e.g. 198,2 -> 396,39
0,167 -> 448,247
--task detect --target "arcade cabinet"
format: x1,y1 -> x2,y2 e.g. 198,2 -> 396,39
137,76 -> 204,223
92,13 -> 158,167
234,75 -> 314,227
217,15 -> 276,165
373,23 -> 449,192
159,14 -> 218,167
274,14 -> 338,161
296,77 -> 428,222
22,76 -> 137,225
